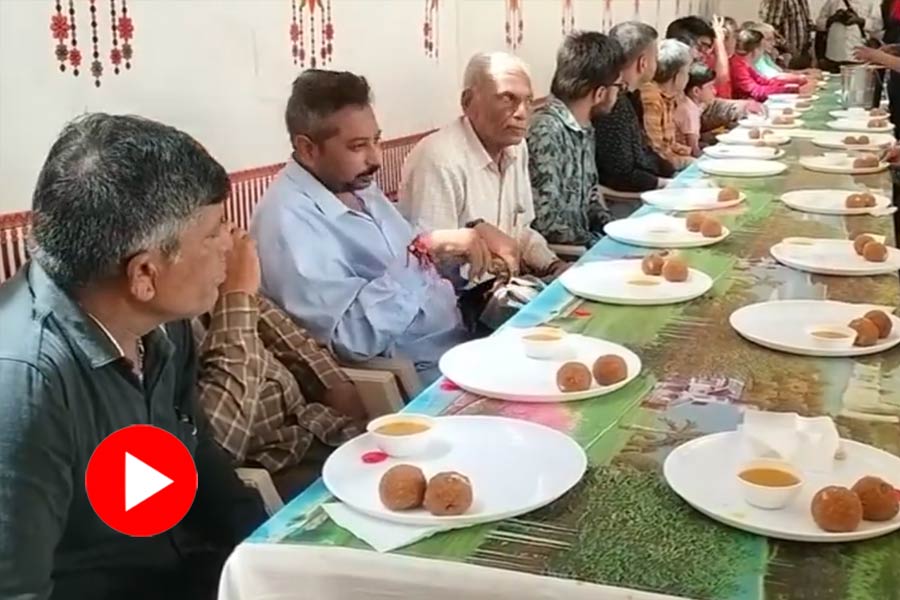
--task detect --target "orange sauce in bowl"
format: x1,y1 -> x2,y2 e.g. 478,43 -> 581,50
739,468 -> 800,487
375,421 -> 431,436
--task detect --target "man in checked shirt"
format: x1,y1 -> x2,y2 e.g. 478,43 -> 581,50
193,227 -> 367,500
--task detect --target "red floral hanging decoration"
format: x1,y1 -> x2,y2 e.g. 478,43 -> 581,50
290,0 -> 334,68
423,0 -> 439,59
561,0 -> 574,36
49,0 -> 134,87
505,0 -> 523,50
602,0 -> 613,33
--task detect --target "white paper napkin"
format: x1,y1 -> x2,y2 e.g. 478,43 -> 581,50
323,503 -> 447,552
738,411 -> 840,473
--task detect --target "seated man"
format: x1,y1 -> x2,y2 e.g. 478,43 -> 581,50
593,22 -> 675,205
526,31 -> 626,247
252,70 -> 493,385
399,52 -> 566,278
194,228 -> 365,501
640,39 -> 695,170
0,114 -> 264,600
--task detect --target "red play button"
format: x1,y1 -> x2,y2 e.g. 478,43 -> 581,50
86,425 -> 198,537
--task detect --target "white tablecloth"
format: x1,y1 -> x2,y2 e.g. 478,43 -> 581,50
218,543 -> 685,600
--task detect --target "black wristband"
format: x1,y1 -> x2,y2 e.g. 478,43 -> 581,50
465,218 -> 485,229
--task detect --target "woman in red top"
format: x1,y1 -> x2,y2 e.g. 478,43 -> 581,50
729,28 -> 798,101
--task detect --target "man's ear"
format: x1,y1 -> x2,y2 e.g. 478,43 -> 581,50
293,134 -> 317,163
125,251 -> 158,303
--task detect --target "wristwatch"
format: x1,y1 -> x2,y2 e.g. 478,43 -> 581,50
465,218 -> 485,229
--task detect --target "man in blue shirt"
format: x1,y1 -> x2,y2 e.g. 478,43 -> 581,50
0,114 -> 264,599
252,70 -> 500,384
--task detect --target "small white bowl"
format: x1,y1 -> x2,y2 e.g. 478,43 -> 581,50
367,413 -> 435,458
804,324 -> 857,349
521,327 -> 568,360
736,458 -> 804,510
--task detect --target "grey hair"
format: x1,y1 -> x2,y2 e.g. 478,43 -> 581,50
609,21 -> 659,63
654,39 -> 692,83
29,113 -> 230,289
749,21 -> 776,36
462,52 -> 532,91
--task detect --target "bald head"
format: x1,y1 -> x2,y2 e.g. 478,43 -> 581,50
460,52 -> 534,154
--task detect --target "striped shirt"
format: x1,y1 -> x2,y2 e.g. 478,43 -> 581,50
761,0 -> 814,58
639,82 -> 694,170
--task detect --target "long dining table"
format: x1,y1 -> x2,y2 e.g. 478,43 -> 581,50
218,80 -> 900,600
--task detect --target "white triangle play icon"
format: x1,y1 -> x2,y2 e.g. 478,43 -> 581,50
125,451 -> 174,511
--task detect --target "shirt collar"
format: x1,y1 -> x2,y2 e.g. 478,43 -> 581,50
459,116 -> 518,171
28,261 -> 170,369
544,96 -> 590,133
283,158 -> 354,221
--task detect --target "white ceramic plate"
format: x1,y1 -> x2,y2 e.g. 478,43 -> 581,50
828,119 -> 894,133
323,416 -> 587,526
716,130 -> 791,146
764,101 -> 812,113
781,189 -> 891,216
664,430 -> 900,542
769,93 -> 819,101
641,187 -> 746,211
739,117 -> 804,129
798,156 -> 888,175
560,259 -> 713,306
604,214 -> 729,248
729,299 -> 900,357
830,109 -> 890,120
703,145 -> 785,160
811,132 -> 895,150
438,333 -> 642,402
698,159 -> 788,178
770,238 -> 900,276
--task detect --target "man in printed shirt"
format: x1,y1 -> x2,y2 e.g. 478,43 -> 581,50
593,22 -> 675,203
399,52 -> 567,279
640,39 -> 695,170
252,70 -> 499,385
760,0 -> 816,68
194,228 -> 365,500
526,31 -> 626,247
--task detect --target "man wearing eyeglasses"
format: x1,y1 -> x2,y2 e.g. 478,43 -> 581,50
525,31 -> 627,247
399,52 -> 567,281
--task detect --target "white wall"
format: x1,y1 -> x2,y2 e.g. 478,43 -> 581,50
0,0 -> 723,213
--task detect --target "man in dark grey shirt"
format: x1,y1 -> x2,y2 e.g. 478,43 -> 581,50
0,114 -> 263,600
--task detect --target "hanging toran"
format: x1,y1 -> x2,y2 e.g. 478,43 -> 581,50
505,0 -> 523,50
51,0 -> 134,87
561,0 -> 574,36
423,0 -> 438,59
601,0 -> 613,33
633,0 -> 640,19
290,0 -> 334,68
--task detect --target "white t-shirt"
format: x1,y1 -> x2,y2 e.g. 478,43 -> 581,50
817,0 -> 878,63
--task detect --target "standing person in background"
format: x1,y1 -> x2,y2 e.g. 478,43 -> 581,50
817,0 -> 879,71
760,0 -> 816,68
640,39 -> 695,170
527,31 -> 626,247
675,63 -> 718,157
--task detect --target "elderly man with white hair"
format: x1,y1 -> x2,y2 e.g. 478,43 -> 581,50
640,39 -> 695,170
399,52 -> 566,280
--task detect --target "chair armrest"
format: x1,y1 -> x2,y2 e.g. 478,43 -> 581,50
346,357 -> 423,400
343,367 -> 404,417
548,243 -> 587,259
599,185 -> 643,201
235,467 -> 284,515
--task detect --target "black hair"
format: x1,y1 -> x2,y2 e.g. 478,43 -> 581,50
550,31 -> 626,101
285,69 -> 372,143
